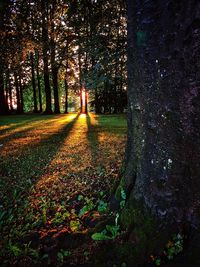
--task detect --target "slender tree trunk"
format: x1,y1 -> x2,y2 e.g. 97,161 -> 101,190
52,67 -> 60,114
41,1 -> 52,114
85,90 -> 88,114
14,72 -> 21,114
94,89 -> 102,114
5,77 -> 9,111
103,81 -> 108,114
36,50 -> 43,112
7,71 -> 13,111
19,75 -> 24,113
30,52 -> 38,113
64,78 -> 68,114
0,1 -> 10,115
0,73 -> 7,114
78,33 -> 83,113
50,7 -> 60,114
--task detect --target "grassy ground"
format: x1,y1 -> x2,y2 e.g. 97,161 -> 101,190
0,113 -> 127,266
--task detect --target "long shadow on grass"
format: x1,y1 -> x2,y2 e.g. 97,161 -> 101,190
0,114 -> 56,133
86,114 -> 99,164
0,115 -> 63,142
94,114 -> 127,135
0,113 -> 83,265
0,113 -> 80,195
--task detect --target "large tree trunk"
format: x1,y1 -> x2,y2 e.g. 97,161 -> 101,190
114,0 -> 200,265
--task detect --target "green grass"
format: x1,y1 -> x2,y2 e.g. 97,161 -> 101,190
0,113 -> 127,266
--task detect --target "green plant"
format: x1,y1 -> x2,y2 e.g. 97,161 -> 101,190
120,189 -> 126,209
57,249 -> 71,263
8,241 -> 22,257
78,197 -> 95,217
165,233 -> 184,260
155,258 -> 161,266
97,200 -> 108,213
91,213 -> 120,241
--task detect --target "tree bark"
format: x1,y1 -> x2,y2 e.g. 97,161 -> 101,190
113,0 -> 200,265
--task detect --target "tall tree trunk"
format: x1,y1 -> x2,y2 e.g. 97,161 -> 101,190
112,0 -> 200,265
30,52 -> 38,113
19,75 -> 24,113
78,33 -> 83,113
7,71 -> 13,111
0,73 -> 7,114
50,7 -> 60,114
52,67 -> 60,114
36,50 -> 43,113
0,0 -> 9,115
64,78 -> 68,114
41,1 -> 52,114
5,77 -> 9,111
103,81 -> 108,114
85,90 -> 88,114
94,89 -> 102,114
14,72 -> 21,114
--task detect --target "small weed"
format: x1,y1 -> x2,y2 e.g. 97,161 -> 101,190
120,189 -> 126,209
57,249 -> 71,263
92,212 -> 120,241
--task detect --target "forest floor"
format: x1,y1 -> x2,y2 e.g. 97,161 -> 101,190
0,113 -> 127,266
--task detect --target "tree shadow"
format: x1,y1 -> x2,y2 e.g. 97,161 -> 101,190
0,115 -> 59,135
86,113 -> 99,165
0,114 -> 61,141
94,114 -> 127,135
0,113 -> 80,193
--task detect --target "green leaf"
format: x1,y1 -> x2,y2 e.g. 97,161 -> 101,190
78,195 -> 83,201
99,191 -> 104,197
97,200 -> 107,213
155,258 -> 161,266
91,233 -> 112,241
120,200 -> 125,209
78,205 -> 89,217
70,220 -> 80,232
121,189 -> 126,200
